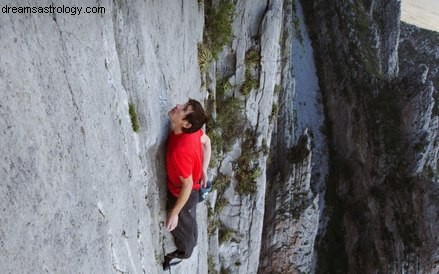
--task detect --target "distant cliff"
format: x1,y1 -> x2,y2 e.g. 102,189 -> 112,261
302,0 -> 439,272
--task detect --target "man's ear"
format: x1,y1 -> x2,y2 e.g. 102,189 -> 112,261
182,121 -> 192,129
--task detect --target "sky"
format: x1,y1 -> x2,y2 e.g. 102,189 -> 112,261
401,0 -> 439,32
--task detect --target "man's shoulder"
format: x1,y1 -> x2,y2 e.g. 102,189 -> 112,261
182,129 -> 203,142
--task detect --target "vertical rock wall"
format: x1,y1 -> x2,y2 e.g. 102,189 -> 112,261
399,22 -> 439,178
212,0 -> 283,272
259,0 -> 325,272
0,0 -> 207,273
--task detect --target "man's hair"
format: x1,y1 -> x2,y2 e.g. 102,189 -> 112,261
182,98 -> 208,133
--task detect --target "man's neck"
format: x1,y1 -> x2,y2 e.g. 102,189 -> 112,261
171,123 -> 184,135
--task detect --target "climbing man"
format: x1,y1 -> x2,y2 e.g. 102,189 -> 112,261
163,98 -> 211,270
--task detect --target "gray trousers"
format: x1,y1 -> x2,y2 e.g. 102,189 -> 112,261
167,189 -> 198,258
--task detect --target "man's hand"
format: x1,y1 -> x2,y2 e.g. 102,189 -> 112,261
166,175 -> 192,232
166,212 -> 179,231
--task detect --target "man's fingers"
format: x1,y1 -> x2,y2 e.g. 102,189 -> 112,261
166,215 -> 178,231
166,223 -> 175,231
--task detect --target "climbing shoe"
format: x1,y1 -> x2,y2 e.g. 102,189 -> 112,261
162,252 -> 183,271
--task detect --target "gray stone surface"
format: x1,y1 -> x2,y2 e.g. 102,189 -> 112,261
399,22 -> 439,179
0,0 -> 323,272
209,0 -> 285,273
0,0 -> 206,273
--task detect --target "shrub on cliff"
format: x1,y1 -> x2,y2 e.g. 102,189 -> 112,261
128,103 -> 140,133
203,0 -> 235,58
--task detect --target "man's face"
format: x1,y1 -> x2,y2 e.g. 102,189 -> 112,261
168,101 -> 193,128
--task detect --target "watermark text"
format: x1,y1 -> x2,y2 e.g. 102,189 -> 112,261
1,5 -> 105,16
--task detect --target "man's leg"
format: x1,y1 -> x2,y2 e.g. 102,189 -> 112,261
166,190 -> 198,258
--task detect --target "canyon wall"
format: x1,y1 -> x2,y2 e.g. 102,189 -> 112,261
302,0 -> 439,272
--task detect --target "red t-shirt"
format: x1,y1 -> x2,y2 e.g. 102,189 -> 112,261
166,129 -> 203,197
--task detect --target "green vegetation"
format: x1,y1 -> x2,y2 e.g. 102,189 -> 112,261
207,174 -> 232,240
198,0 -> 235,74
215,196 -> 229,213
241,70 -> 259,96
203,0 -> 235,58
214,173 -> 231,193
234,130 -> 263,195
207,77 -> 245,166
274,84 -> 282,94
198,43 -> 214,74
241,49 -> 261,96
207,209 -> 220,236
245,48 -> 261,64
208,256 -> 216,274
219,225 -> 235,244
128,103 -> 140,133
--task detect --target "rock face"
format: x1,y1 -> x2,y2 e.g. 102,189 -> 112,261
399,22 -> 439,177
205,1 -> 284,273
301,0 -> 439,273
0,1 -> 207,273
258,0 -> 326,273
0,0 -> 293,273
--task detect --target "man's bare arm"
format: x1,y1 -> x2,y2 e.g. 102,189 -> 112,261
166,175 -> 193,231
201,133 -> 211,187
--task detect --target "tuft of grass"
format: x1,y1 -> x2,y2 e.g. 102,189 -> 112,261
214,173 -> 231,193
219,225 -> 235,244
245,48 -> 261,65
128,103 -> 140,133
215,196 -> 229,213
240,69 -> 259,96
198,43 -> 214,73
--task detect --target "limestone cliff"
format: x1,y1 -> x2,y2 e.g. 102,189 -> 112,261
1,1 -> 206,273
0,0 -> 293,273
